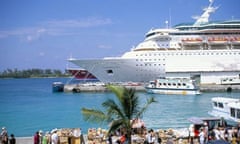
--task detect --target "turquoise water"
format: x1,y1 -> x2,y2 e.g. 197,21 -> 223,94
0,78 -> 238,137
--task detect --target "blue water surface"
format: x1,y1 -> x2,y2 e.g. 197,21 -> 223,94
0,78 -> 238,137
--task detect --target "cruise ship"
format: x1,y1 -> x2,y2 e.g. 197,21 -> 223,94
68,0 -> 240,84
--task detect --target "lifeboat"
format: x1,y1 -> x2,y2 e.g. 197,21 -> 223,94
181,38 -> 203,45
208,37 -> 229,45
230,37 -> 240,45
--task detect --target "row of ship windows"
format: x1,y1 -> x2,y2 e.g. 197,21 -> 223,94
159,82 -> 186,87
136,59 -> 165,61
136,52 -> 240,56
136,63 -> 165,66
140,43 -> 171,47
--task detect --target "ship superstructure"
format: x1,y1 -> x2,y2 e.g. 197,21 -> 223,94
69,0 -> 240,84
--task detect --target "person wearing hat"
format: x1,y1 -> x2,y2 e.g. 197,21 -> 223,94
199,127 -> 205,144
1,127 -> 8,144
39,130 -> 43,144
51,129 -> 59,144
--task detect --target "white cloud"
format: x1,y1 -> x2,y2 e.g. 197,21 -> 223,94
26,28 -> 47,42
0,17 -> 113,40
98,44 -> 112,49
39,52 -> 45,56
0,27 -> 47,42
46,17 -> 112,28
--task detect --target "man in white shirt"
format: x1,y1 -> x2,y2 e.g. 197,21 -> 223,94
51,129 -> 59,144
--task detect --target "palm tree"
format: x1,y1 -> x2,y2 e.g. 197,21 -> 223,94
81,85 -> 157,144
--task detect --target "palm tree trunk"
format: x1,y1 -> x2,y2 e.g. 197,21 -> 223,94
127,129 -> 132,144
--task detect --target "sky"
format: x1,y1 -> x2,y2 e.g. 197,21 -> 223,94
0,0 -> 239,72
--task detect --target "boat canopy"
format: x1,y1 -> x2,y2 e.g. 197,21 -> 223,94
188,117 -> 221,125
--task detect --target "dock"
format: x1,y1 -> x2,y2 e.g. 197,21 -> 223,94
64,82 -> 146,93
200,84 -> 240,92
63,83 -> 240,93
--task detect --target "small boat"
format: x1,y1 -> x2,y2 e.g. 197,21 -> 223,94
220,76 -> 240,85
208,97 -> 240,122
52,82 -> 64,92
145,77 -> 200,95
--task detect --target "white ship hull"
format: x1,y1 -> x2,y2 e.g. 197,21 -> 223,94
69,49 -> 240,83
68,58 -> 164,83
124,49 -> 240,73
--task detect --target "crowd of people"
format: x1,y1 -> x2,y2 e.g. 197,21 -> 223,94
0,127 -> 15,144
33,128 -> 85,144
188,121 -> 240,144
33,129 -> 58,144
3,122 -> 240,144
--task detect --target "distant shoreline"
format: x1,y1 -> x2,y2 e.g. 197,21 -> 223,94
0,76 -> 71,79
0,68 -> 71,79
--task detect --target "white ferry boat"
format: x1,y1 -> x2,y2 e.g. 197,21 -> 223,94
145,78 -> 200,95
220,75 -> 240,85
208,97 -> 240,122
68,0 -> 240,84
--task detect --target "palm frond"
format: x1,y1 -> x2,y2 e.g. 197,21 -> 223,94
122,88 -> 139,119
108,119 -> 124,134
102,98 -> 125,119
106,85 -> 124,99
81,108 -> 107,123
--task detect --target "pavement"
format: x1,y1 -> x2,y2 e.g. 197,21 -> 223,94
16,137 -> 33,144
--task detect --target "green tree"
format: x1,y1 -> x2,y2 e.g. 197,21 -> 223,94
81,85 -> 157,144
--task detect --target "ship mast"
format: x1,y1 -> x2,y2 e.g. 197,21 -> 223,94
193,0 -> 218,26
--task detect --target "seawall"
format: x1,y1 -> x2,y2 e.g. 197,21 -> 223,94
63,83 -> 240,93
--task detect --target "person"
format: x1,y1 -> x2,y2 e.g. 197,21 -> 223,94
42,132 -> 50,144
39,130 -> 43,144
188,124 -> 194,144
51,129 -> 59,144
213,127 -> 220,140
203,122 -> 208,143
108,133 -> 113,144
155,132 -> 162,144
116,133 -> 126,144
146,129 -> 155,144
9,134 -> 16,144
34,131 -> 40,144
0,127 -> 8,144
79,128 -> 85,144
199,128 -> 205,144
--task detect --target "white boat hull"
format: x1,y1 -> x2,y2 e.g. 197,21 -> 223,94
145,88 -> 200,95
208,97 -> 240,122
208,110 -> 240,122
